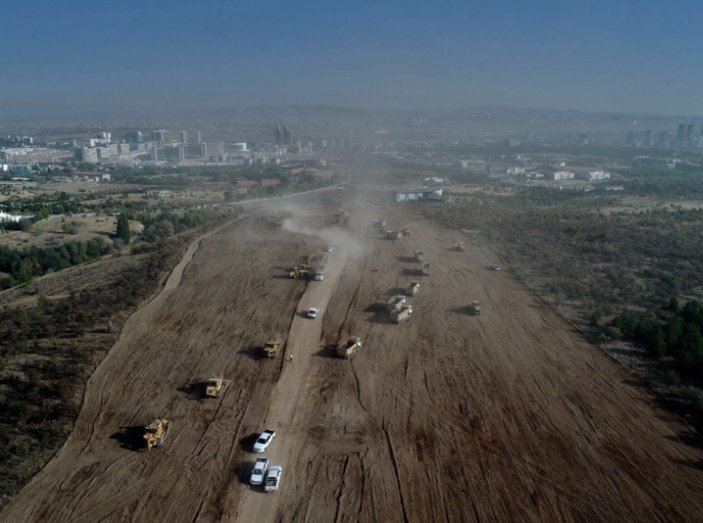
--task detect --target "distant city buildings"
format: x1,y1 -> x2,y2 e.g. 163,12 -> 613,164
274,125 -> 292,146
627,122 -> 702,151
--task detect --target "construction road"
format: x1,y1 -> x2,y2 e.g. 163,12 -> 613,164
2,196 -> 703,523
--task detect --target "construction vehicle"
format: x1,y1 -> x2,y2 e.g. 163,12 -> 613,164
468,301 -> 481,315
414,250 -> 425,262
336,336 -> 362,359
405,281 -> 421,296
386,294 -> 407,312
205,377 -> 224,398
391,304 -> 413,324
334,207 -> 349,225
422,263 -> 432,276
373,220 -> 386,231
289,264 -> 311,279
144,418 -> 171,450
453,242 -> 465,252
308,252 -> 329,267
264,338 -> 282,358
400,229 -> 412,237
385,230 -> 400,240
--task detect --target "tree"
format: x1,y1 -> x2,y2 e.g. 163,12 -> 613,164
116,213 -> 131,244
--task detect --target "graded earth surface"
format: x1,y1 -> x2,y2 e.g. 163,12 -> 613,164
2,195 -> 703,523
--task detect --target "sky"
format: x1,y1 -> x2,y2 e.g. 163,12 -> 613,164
2,0 -> 703,119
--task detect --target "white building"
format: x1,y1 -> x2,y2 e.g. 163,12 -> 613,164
589,170 -> 611,180
552,171 -> 575,181
394,187 -> 445,202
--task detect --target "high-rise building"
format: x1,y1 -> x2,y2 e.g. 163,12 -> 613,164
274,125 -> 291,146
127,131 -> 143,143
686,124 -> 695,142
179,130 -> 188,144
643,130 -> 653,147
677,124 -> 686,145
152,129 -> 169,143
655,131 -> 669,149
194,131 -> 202,145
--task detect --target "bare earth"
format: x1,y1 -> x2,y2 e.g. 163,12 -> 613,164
2,196 -> 703,523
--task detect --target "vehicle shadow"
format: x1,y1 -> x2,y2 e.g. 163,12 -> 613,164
313,346 -> 339,359
365,303 -> 390,324
176,381 -> 205,400
397,256 -> 416,263
449,306 -> 469,315
110,426 -> 146,451
402,268 -> 423,276
239,432 -> 258,452
235,460 -> 255,485
238,346 -> 266,360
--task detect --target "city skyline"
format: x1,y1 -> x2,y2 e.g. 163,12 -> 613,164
2,0 -> 703,119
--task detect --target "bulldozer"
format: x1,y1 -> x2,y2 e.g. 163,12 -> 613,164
144,418 -> 171,450
468,300 -> 482,316
264,338 -> 282,358
453,242 -> 465,252
414,250 -> 425,262
205,377 -> 224,398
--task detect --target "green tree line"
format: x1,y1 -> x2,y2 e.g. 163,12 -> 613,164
611,300 -> 703,382
0,238 -> 111,289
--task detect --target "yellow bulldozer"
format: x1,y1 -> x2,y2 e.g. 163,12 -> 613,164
264,338 -> 282,358
144,418 -> 171,450
205,377 -> 224,398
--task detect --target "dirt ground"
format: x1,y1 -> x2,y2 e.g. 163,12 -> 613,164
2,193 -> 703,523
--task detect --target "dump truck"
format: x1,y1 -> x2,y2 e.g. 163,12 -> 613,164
264,338 -> 282,358
205,377 -> 224,398
336,336 -> 362,359
414,250 -> 425,262
422,263 -> 432,276
468,300 -> 482,316
144,418 -> 170,450
453,242 -> 465,252
405,281 -> 421,296
308,252 -> 329,267
386,294 -> 407,312
391,304 -> 413,324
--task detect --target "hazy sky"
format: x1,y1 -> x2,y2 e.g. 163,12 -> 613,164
3,0 -> 702,117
